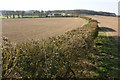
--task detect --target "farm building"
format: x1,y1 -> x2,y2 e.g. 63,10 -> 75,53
48,13 -> 66,17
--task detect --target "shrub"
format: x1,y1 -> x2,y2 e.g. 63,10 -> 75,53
2,18 -> 98,79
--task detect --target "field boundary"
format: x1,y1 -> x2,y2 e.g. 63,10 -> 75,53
2,17 -> 99,78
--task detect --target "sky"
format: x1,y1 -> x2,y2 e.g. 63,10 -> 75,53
0,0 -> 119,14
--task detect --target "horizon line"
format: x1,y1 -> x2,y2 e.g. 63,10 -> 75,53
0,9 -> 116,14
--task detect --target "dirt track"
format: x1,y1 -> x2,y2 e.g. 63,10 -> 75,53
88,15 -> 118,41
2,18 -> 85,43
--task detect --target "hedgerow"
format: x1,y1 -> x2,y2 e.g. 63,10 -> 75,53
2,18 -> 98,79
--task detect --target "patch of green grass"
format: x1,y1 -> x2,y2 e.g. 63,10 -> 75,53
87,28 -> 120,78
22,15 -> 40,18
0,16 -> 7,19
0,15 -> 40,19
95,30 -> 118,56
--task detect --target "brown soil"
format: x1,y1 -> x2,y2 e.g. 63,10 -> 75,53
2,18 -> 85,43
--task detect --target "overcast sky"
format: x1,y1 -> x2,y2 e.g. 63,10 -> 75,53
0,0 -> 119,14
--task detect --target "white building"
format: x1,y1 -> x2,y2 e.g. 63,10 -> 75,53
48,12 -> 66,17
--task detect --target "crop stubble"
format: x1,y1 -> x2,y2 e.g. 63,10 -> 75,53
2,18 -> 85,43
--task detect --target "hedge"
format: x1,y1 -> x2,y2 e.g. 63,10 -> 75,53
2,18 -> 98,79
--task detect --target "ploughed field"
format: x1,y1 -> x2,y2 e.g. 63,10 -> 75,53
2,18 -> 85,43
88,15 -> 118,41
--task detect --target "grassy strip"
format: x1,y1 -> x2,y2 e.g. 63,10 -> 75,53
1,15 -> 79,19
79,16 -> 92,21
0,16 -> 7,19
2,19 -> 98,78
87,28 -> 120,78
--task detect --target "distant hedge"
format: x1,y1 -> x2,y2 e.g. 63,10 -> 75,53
2,18 -> 98,79
79,16 -> 92,21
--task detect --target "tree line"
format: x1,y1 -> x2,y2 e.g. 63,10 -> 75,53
1,10 -> 46,19
1,9 -> 116,19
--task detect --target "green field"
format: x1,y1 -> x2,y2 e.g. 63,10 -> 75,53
0,15 -> 40,19
92,28 -> 120,77
0,15 -> 7,19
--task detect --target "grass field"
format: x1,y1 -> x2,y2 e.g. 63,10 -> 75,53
0,16 -> 6,19
93,28 -> 120,77
0,15 -> 41,19
2,18 -> 85,43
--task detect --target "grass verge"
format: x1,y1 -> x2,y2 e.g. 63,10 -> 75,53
88,27 -> 120,78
